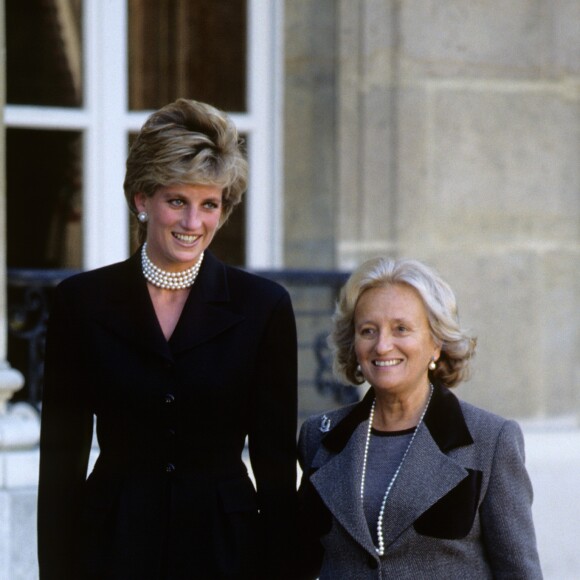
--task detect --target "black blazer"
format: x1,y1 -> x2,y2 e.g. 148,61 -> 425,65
38,250 -> 298,580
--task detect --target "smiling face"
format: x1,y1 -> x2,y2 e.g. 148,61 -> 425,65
354,283 -> 440,399
134,183 -> 223,271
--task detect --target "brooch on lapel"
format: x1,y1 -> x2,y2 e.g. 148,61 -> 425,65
319,415 -> 331,433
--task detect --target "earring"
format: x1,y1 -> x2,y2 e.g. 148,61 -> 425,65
428,358 -> 437,371
137,211 -> 149,223
354,364 -> 364,382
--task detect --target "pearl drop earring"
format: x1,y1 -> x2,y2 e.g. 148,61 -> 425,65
428,358 -> 437,371
137,211 -> 149,223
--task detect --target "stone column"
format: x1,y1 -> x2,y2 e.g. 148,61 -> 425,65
393,0 -> 580,418
331,0 -> 579,419
0,0 -> 25,412
335,0 -> 400,268
0,2 -> 42,576
284,0 -> 339,269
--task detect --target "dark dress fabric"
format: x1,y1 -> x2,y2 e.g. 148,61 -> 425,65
37,250 -> 298,580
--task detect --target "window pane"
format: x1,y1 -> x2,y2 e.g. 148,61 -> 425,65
6,0 -> 83,107
128,0 -> 247,112
7,129 -> 83,269
210,190 -> 246,267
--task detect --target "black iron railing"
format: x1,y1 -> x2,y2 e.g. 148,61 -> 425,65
7,268 -> 356,413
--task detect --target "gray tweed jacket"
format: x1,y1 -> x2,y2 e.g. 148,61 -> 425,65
297,383 -> 543,579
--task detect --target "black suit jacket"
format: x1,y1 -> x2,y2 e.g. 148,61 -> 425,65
38,250 -> 298,579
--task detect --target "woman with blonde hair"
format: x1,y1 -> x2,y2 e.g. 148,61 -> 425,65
38,99 -> 298,579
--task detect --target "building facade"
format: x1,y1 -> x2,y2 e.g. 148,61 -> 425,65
283,0 -> 579,419
0,1 -> 579,577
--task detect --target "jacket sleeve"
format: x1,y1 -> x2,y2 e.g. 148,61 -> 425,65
295,418 -> 326,580
479,420 -> 543,579
247,290 -> 298,578
37,284 -> 94,580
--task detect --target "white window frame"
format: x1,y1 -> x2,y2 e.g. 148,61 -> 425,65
5,0 -> 284,270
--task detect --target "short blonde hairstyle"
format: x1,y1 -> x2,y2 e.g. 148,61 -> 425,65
124,98 -> 248,244
331,257 -> 476,388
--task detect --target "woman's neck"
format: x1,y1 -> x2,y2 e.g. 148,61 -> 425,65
372,383 -> 431,431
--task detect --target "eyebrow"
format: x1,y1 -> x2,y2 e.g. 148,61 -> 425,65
355,317 -> 416,328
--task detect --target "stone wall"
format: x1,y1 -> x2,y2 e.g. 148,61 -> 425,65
284,0 -> 580,419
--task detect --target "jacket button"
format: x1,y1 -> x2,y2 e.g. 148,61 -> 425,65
167,428 -> 176,437
165,463 -> 176,473
164,394 -> 175,404
367,556 -> 378,569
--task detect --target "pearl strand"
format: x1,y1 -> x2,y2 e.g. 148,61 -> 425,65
361,383 -> 434,557
141,242 -> 204,290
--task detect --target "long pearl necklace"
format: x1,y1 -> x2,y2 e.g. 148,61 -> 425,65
360,383 -> 434,556
141,242 -> 204,290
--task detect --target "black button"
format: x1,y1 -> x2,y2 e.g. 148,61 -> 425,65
164,394 -> 175,404
167,428 -> 176,437
367,556 -> 378,569
165,463 -> 176,473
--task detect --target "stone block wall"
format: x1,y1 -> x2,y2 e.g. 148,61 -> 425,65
284,0 -> 580,419
395,0 -> 580,417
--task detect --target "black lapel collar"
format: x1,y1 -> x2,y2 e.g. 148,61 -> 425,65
322,387 -> 375,453
94,250 -> 245,359
168,251 -> 245,355
423,381 -> 474,451
94,249 -> 173,361
322,382 -> 473,454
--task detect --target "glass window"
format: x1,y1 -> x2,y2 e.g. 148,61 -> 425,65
7,129 -> 83,269
6,0 -> 83,107
128,0 -> 247,112
210,190 -> 246,266
6,0 -> 279,270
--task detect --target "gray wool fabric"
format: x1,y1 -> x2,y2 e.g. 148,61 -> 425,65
297,384 -> 543,580
363,429 -> 414,546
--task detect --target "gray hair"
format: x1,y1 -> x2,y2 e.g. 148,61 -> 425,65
331,257 -> 476,388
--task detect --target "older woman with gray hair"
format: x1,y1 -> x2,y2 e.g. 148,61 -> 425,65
38,99 -> 298,579
297,257 -> 542,579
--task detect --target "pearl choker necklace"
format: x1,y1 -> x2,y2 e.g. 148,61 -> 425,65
360,383 -> 434,556
141,242 -> 204,290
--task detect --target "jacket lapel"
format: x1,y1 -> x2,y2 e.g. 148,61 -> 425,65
309,383 -> 474,556
93,250 -> 173,361
377,423 -> 469,549
169,251 -> 245,355
379,383 -> 474,548
310,418 -> 376,555
92,250 -> 244,362
309,390 -> 376,554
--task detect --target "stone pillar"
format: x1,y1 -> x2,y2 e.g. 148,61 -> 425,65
331,0 -> 579,419
0,1 -> 42,576
393,0 -> 580,418
335,0 -> 400,268
0,0 -> 24,411
284,0 -> 339,269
